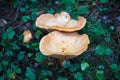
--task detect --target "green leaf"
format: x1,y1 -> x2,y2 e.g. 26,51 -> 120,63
95,45 -> 113,56
30,8 -> 39,12
61,0 -> 75,9
96,70 -> 104,80
11,64 -> 22,74
58,77 -> 68,80
4,31 -> 15,39
0,64 -> 2,71
98,65 -> 105,69
0,76 -> 4,80
22,15 -> 30,22
31,42 -> 39,47
41,70 -> 52,76
110,64 -> 118,70
100,0 -> 108,4
7,68 -> 13,77
105,48 -> 113,55
35,52 -> 46,62
110,25 -> 114,30
25,44 -> 30,48
74,72 -> 83,80
110,64 -> 119,73
0,52 -> 3,57
11,43 -> 19,50
31,12 -> 37,21
6,27 -> 13,32
2,31 -> 8,39
44,78 -> 48,80
15,68 -> 22,74
2,28 -> 15,40
104,37 -> 110,42
31,0 -> 36,2
2,60 -> 8,66
95,45 -> 104,55
25,67 -> 36,80
115,72 -> 120,79
48,8 -> 55,14
76,6 -> 89,15
35,30 -> 42,38
5,51 -> 13,56
70,64 -> 79,72
63,60 -> 71,68
12,0 -> 20,8
20,7 -> 26,12
18,52 -> 25,61
19,34 -> 24,41
27,53 -> 33,57
81,62 -> 89,71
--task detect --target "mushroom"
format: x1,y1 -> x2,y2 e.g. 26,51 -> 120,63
36,11 -> 86,32
39,31 -> 90,64
23,30 -> 32,43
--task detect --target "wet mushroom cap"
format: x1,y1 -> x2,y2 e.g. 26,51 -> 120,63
36,11 -> 86,32
39,31 -> 90,60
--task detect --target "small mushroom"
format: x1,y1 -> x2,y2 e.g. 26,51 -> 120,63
23,30 -> 32,43
36,11 -> 86,32
39,31 -> 90,63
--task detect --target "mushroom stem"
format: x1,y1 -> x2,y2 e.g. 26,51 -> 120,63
60,59 -> 65,66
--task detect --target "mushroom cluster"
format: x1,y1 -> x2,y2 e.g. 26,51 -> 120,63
36,11 -> 90,64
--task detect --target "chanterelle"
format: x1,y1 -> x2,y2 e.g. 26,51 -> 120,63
39,31 -> 90,60
36,11 -> 86,32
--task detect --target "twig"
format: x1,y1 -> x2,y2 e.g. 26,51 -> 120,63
14,21 -> 27,29
14,0 -> 24,20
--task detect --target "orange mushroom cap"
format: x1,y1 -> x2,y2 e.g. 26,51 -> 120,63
23,30 -> 32,43
36,11 -> 86,32
39,31 -> 90,60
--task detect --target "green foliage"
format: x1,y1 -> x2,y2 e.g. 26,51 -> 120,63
18,51 -> 25,61
110,63 -> 120,79
81,62 -> 90,71
0,0 -> 119,80
110,64 -> 119,73
5,51 -> 13,56
48,8 -> 55,14
25,67 -> 36,80
22,15 -> 30,22
69,63 -> 79,72
31,12 -> 37,21
0,76 -> 4,80
74,72 -> 83,80
100,0 -> 108,4
11,64 -> 22,74
31,0 -> 37,2
58,77 -> 68,80
35,52 -> 46,62
2,27 -> 15,40
95,45 -> 113,55
12,0 -> 20,8
76,6 -> 89,15
63,60 -> 71,68
60,0 -> 75,9
96,70 -> 104,80
41,70 -> 52,77
2,60 -> 8,66
0,63 -> 2,71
